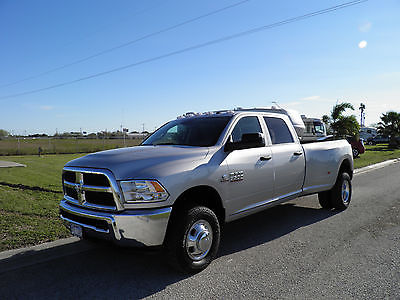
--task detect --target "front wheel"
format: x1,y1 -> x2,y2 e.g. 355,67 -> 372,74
165,206 -> 220,273
352,148 -> 359,158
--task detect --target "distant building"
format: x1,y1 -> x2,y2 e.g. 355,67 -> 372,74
127,133 -> 148,139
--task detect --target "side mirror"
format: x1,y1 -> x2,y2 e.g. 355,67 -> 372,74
224,133 -> 265,152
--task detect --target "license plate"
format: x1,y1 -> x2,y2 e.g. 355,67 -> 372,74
70,223 -> 83,238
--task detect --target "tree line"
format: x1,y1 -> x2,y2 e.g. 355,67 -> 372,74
323,102 -> 400,148
2,105 -> 400,147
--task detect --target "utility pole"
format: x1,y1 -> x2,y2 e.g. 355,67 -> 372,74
359,103 -> 366,127
122,128 -> 128,147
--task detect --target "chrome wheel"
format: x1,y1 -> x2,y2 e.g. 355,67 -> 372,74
329,172 -> 352,211
342,179 -> 350,204
185,220 -> 213,261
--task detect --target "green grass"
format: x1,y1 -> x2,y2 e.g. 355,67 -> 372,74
0,186 -> 61,217
0,154 -> 83,251
353,144 -> 400,168
1,144 -> 400,252
0,209 -> 69,251
0,138 -> 142,156
0,154 -> 85,191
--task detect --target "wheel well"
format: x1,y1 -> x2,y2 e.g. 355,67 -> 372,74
171,185 -> 225,224
339,158 -> 353,179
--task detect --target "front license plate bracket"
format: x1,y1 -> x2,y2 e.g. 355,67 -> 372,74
70,223 -> 83,238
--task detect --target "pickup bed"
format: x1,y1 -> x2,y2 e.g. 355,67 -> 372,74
60,110 -> 353,272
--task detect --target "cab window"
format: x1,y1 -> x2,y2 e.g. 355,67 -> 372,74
231,116 -> 262,142
263,117 -> 294,144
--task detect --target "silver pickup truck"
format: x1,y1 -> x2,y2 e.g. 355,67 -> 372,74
60,109 -> 353,272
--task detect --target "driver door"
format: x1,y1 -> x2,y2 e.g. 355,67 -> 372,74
223,116 -> 274,217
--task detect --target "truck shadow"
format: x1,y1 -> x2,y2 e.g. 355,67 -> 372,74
219,200 -> 338,256
0,197 -> 339,299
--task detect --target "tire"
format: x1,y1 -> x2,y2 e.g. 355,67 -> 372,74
318,191 -> 333,209
368,141 -> 374,145
330,172 -> 352,210
352,148 -> 359,158
165,206 -> 220,273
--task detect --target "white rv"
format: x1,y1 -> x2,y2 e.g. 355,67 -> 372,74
359,127 -> 377,141
301,115 -> 328,142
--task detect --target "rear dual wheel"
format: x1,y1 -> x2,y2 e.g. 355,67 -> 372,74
318,172 -> 352,210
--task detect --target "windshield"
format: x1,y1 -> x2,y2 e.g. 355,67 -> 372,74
142,116 -> 231,147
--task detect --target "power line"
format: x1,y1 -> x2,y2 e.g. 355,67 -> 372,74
0,0 -> 368,101
60,0 -> 170,49
0,0 -> 168,89
0,0 -> 252,88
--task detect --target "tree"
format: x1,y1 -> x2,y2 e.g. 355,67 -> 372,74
323,102 -> 360,138
377,111 -> 400,148
0,129 -> 10,138
322,114 -> 333,134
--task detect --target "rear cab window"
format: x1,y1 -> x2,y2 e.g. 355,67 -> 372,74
263,117 -> 294,145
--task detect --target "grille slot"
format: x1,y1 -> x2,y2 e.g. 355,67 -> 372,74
83,173 -> 110,187
65,186 -> 78,200
63,171 -> 76,183
60,210 -> 109,231
85,191 -> 115,207
62,168 -> 119,211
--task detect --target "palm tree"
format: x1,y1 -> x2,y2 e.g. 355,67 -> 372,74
323,102 -> 360,138
377,111 -> 400,148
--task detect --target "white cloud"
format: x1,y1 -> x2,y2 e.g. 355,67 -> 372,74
359,22 -> 372,33
376,71 -> 400,80
301,95 -> 320,101
358,40 -> 368,49
40,105 -> 53,111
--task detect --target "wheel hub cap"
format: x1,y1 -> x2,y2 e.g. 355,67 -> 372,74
186,220 -> 213,261
342,180 -> 350,204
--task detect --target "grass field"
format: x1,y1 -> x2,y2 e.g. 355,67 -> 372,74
0,138 -> 142,156
0,154 -> 85,251
353,144 -> 400,168
1,144 -> 400,252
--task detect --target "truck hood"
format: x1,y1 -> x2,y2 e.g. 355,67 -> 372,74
65,145 -> 210,180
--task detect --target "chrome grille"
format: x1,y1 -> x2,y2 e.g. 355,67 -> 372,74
62,167 -> 122,211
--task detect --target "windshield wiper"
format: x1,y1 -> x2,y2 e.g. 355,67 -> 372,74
154,142 -> 177,145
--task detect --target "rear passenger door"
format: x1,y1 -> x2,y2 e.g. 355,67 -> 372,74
263,116 -> 305,199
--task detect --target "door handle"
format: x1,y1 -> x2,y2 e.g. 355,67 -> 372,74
293,151 -> 303,156
260,155 -> 272,161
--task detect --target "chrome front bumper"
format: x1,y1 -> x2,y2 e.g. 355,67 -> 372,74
60,199 -> 172,247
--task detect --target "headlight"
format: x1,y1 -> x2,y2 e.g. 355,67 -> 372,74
120,180 -> 169,203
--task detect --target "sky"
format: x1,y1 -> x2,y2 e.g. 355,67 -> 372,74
1,0 -> 399,135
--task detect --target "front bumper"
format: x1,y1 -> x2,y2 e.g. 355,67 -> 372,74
60,199 -> 172,247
